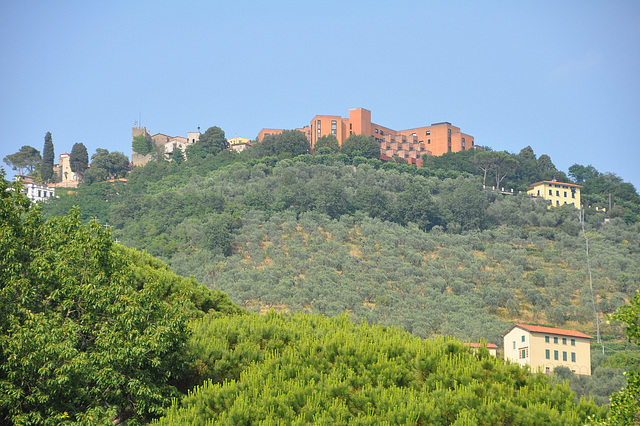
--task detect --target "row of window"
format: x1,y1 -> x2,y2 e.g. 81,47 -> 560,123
545,336 -> 576,346
547,189 -> 576,198
546,349 -> 577,362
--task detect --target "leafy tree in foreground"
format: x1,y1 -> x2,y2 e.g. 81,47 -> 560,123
41,132 -> 55,182
0,171 -> 230,424
157,312 -> 605,425
604,293 -> 640,424
3,145 -> 41,176
69,142 -> 89,180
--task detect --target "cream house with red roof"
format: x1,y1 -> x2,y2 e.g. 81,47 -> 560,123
502,324 -> 592,375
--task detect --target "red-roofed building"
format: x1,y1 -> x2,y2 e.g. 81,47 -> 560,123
464,342 -> 498,357
527,180 -> 582,208
502,324 -> 592,375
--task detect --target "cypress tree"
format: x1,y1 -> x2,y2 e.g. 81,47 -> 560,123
69,142 -> 89,179
41,132 -> 55,182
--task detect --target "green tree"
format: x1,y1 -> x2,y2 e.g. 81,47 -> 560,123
132,133 -> 152,156
314,134 -> 340,153
0,172 -> 196,424
69,142 -> 89,180
606,293 -> 640,424
41,132 -> 55,183
187,126 -> 228,159
256,130 -> 310,158
172,148 -> 185,165
393,182 -> 440,231
3,145 -> 41,176
341,134 -> 380,159
538,154 -> 567,182
470,150 -> 495,187
438,179 -> 489,231
90,148 -> 130,179
568,164 -> 600,183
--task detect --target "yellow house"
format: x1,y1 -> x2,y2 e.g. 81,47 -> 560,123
527,180 -> 582,208
228,137 -> 253,152
502,324 -> 592,375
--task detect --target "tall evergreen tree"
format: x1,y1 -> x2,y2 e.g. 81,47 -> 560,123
69,142 -> 89,180
41,132 -> 55,183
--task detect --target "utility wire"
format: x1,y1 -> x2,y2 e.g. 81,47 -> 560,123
580,209 -> 604,355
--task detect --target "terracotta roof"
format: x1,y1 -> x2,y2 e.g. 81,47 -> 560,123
464,342 -> 498,349
528,180 -> 583,189
512,324 -> 593,339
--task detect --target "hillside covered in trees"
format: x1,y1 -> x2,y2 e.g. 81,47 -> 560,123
3,170 -> 624,424
27,129 -> 640,422
43,143 -> 640,343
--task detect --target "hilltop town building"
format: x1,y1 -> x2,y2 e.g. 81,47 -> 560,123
132,127 -> 201,166
257,108 -> 475,162
228,137 -> 253,152
502,324 -> 592,375
51,153 -> 80,188
527,180 -> 582,209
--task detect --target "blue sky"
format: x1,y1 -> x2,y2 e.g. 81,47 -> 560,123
1,1 -> 639,190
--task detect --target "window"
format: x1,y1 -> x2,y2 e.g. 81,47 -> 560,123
546,349 -> 550,359
375,128 -> 378,134
331,120 -> 337,136
521,349 -> 526,359
545,336 -> 550,343
562,338 -> 567,345
462,137 -> 466,150
571,339 -> 575,346
448,129 -> 452,135
381,130 -> 384,135
549,189 -> 553,195
554,350 -> 559,360
427,139 -> 431,144
563,351 -> 567,361
513,341 -> 516,349
571,352 -> 576,362
317,120 -> 321,139
556,190 -> 560,196
350,123 -> 352,130
426,131 -> 430,136
564,191 -> 567,197
521,335 -> 525,342
554,337 -> 558,344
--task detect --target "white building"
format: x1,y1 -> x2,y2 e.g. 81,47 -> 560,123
15,176 -> 56,203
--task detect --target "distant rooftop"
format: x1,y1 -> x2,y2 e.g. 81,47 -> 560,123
506,324 -> 592,339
